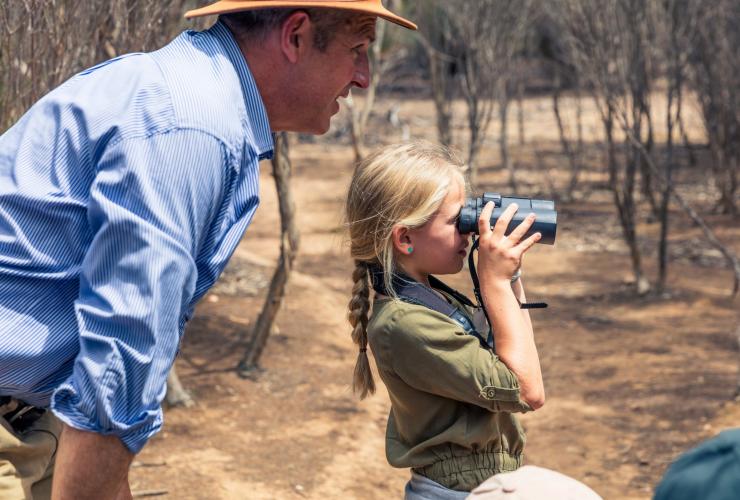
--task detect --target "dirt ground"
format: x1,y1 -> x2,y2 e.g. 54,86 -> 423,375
129,96 -> 740,500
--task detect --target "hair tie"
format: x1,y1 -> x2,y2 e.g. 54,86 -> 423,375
359,348 -> 367,353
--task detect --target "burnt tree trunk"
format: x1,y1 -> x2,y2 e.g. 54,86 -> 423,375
516,78 -> 525,146
552,72 -> 582,201
428,47 -> 455,148
347,0 -> 397,163
735,321 -> 740,400
605,103 -> 650,294
657,83 -> 676,294
237,133 -> 300,376
499,83 -> 516,192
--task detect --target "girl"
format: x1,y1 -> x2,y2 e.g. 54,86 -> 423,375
345,141 -> 545,499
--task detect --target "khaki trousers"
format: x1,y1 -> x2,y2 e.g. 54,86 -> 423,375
0,402 -> 61,500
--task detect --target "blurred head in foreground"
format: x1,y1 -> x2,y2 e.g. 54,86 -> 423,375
654,428 -> 740,500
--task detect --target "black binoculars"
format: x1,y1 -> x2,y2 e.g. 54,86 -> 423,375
456,193 -> 557,245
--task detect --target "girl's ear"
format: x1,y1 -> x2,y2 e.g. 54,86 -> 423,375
391,226 -> 413,255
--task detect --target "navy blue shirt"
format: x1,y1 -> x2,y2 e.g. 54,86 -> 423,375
0,21 -> 273,453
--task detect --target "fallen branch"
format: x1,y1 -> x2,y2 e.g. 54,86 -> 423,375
132,489 -> 168,498
132,461 -> 167,468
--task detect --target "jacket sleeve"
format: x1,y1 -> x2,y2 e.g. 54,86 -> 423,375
386,305 -> 532,413
51,129 -> 227,453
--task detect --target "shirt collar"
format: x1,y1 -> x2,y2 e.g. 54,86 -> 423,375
208,20 -> 274,159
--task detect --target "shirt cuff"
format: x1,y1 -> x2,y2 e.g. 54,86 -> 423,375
50,381 -> 163,454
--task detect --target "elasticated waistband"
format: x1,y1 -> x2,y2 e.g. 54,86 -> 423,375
413,451 -> 522,490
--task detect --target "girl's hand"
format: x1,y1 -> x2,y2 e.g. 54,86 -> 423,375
476,201 -> 541,284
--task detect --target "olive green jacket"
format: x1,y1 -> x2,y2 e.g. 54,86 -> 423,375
367,293 -> 532,492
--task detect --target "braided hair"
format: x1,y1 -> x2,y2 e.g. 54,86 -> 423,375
347,261 -> 375,399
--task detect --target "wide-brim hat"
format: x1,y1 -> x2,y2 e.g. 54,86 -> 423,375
185,0 -> 417,30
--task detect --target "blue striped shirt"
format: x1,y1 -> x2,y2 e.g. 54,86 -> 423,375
0,21 -> 273,453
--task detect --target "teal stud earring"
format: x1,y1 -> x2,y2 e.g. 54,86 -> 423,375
407,246 -> 414,254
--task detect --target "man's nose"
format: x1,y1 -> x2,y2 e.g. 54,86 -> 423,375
352,53 -> 370,89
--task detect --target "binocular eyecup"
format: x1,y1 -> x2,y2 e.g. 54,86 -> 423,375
457,193 -> 557,245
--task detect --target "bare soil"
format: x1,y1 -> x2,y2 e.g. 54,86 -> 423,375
129,97 -> 740,500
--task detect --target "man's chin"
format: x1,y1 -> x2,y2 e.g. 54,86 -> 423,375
273,112 -> 336,135
276,114 -> 332,135
309,117 -> 332,135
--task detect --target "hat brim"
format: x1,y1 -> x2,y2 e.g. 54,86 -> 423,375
185,1 -> 417,30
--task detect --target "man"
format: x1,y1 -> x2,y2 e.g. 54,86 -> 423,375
0,1 -> 415,498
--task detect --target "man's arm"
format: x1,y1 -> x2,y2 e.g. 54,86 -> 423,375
52,424 -> 133,500
51,130 -> 229,455
46,130 -> 230,500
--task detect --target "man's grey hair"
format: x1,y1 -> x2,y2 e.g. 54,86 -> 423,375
220,8 -> 362,51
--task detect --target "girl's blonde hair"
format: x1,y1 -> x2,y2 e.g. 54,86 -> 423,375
345,140 -> 466,399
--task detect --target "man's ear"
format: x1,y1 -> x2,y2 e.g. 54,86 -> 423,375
391,226 -> 413,254
279,11 -> 312,63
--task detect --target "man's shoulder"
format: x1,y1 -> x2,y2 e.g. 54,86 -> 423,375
148,30 -> 252,143
41,27 -> 270,164
70,29 -> 253,149
20,52 -> 176,148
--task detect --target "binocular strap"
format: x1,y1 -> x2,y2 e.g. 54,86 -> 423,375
368,265 -> 493,349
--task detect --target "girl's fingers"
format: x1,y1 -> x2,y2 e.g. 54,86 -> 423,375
478,201 -> 495,236
516,232 -> 542,254
492,203 -> 519,240
508,212 -> 537,243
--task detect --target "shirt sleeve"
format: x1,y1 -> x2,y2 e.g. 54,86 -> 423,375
51,129 -> 228,453
386,306 -> 532,414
